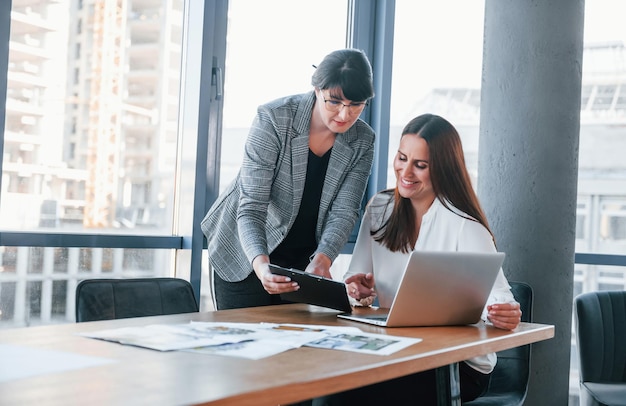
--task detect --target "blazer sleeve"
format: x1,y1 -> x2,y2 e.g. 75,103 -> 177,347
236,105 -> 289,263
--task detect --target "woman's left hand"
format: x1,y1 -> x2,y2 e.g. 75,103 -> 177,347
344,273 -> 376,300
487,302 -> 522,330
305,253 -> 333,279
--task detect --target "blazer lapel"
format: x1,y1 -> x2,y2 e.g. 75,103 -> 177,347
318,133 -> 352,223
291,134 -> 309,216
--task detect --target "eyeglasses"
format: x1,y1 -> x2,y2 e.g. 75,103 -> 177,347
319,91 -> 368,115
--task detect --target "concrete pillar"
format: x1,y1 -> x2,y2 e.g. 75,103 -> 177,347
478,1 -> 584,404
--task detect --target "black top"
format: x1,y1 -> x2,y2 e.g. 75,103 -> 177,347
270,148 -> 332,270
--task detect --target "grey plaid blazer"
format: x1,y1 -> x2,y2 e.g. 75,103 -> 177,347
201,91 -> 375,282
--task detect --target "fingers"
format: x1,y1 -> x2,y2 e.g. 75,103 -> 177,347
489,318 -> 518,330
488,302 -> 520,314
251,256 -> 300,295
362,273 -> 375,288
344,274 -> 361,284
345,273 -> 375,287
488,308 -> 521,321
346,282 -> 376,300
347,284 -> 360,298
487,303 -> 522,330
259,271 -> 299,295
491,313 -> 521,330
345,274 -> 378,300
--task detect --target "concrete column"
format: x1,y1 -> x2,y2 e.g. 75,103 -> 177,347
478,1 -> 584,404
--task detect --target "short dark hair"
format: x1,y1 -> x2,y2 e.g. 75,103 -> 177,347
311,49 -> 374,102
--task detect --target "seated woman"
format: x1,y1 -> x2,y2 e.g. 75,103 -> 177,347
317,113 -> 522,405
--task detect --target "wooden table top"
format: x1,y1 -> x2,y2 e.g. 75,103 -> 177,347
0,304 -> 554,406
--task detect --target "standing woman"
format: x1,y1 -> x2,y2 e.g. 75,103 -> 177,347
201,48 -> 375,310
319,114 -> 522,405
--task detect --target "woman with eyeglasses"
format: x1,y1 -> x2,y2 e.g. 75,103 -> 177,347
202,48 -> 375,310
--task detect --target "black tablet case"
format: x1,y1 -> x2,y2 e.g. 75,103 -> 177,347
269,264 -> 352,312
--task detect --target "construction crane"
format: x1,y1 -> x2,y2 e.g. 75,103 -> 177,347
84,0 -> 126,228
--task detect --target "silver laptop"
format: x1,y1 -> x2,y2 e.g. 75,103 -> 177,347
338,251 -> 505,327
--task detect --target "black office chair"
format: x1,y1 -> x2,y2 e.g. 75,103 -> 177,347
574,290 -> 626,406
75,277 -> 199,322
464,281 -> 533,406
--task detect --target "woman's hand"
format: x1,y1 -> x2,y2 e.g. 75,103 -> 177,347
252,255 -> 299,295
344,273 -> 376,301
487,301 -> 522,330
305,253 -> 333,279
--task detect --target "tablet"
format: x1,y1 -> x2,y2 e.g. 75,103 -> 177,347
269,264 -> 352,312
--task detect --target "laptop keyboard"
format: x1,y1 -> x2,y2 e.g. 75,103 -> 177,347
364,315 -> 389,321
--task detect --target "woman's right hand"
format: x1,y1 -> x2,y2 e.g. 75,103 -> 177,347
345,273 -> 376,300
252,255 -> 299,294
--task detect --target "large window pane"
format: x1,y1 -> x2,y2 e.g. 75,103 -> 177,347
2,0 -> 184,234
1,0 -> 187,329
219,0 -> 348,190
570,1 -> 626,403
388,1 -> 485,188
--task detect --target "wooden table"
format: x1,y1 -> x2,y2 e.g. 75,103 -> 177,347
0,304 -> 554,406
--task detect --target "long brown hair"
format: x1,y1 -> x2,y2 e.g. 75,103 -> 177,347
372,114 -> 494,253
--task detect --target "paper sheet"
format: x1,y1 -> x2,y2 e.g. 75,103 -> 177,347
80,322 -> 421,359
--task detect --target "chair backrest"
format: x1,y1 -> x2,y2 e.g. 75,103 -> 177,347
574,290 -> 626,384
75,277 -> 199,322
464,280 -> 534,406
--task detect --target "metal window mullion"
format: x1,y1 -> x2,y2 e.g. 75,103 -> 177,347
41,247 -> 55,323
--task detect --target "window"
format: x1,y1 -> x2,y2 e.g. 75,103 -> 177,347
576,200 -> 589,241
570,1 -> 626,402
219,0 -> 348,191
1,0 -> 185,328
600,199 -> 626,242
2,0 -> 183,234
2,0 -> 352,327
387,1 -> 485,188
